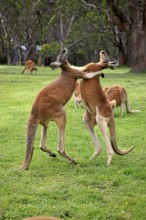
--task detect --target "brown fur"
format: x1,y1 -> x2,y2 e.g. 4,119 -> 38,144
75,50 -> 135,165
23,217 -> 62,220
103,85 -> 140,117
21,60 -> 37,74
74,82 -> 82,108
18,48 -> 102,170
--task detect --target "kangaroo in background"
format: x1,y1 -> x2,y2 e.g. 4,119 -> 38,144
74,50 -> 135,165
21,60 -> 37,74
74,82 -> 82,108
18,48 -> 103,170
103,85 -> 140,117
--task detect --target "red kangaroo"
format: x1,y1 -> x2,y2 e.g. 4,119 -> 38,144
18,48 -> 102,170
21,60 -> 37,74
103,85 -> 140,117
74,50 -> 135,165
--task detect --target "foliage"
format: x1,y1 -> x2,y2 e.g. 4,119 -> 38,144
0,65 -> 146,220
41,42 -> 60,59
0,0 -> 146,71
0,0 -> 115,65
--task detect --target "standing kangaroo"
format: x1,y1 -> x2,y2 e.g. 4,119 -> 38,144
74,51 -> 135,165
103,85 -> 140,117
19,48 -> 102,170
21,60 -> 37,74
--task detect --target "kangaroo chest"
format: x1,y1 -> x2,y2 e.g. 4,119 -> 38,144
80,77 -> 106,115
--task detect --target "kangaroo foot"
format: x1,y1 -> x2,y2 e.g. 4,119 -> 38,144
40,147 -> 56,157
90,148 -> 102,160
58,150 -> 78,165
18,164 -> 29,171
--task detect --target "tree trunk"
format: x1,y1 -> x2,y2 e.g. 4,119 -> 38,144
17,48 -> 22,65
7,42 -> 12,64
105,0 -> 146,72
128,21 -> 146,72
37,53 -> 43,66
118,48 -> 127,66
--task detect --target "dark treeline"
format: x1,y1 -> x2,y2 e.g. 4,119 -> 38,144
0,0 -> 146,72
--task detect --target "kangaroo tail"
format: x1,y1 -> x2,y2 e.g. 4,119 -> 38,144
18,118 -> 38,170
108,118 -> 135,155
123,89 -> 140,113
111,138 -> 135,155
125,99 -> 140,113
125,94 -> 132,113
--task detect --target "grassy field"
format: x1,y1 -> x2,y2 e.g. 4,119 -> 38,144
0,65 -> 146,220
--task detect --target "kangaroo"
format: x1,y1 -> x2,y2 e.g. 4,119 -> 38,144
103,85 -> 140,117
21,60 -> 37,74
74,50 -> 135,165
18,48 -> 103,170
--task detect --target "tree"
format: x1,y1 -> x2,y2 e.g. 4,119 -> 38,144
82,0 -> 146,72
0,0 -> 44,64
106,0 -> 146,72
1,0 -> 145,72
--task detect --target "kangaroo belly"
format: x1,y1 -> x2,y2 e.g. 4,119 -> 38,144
80,77 -> 111,117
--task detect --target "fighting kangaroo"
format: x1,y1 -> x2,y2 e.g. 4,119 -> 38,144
103,85 -> 140,117
21,60 -> 37,74
74,50 -> 135,165
18,48 -> 102,170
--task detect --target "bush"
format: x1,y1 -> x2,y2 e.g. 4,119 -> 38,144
40,42 -> 60,65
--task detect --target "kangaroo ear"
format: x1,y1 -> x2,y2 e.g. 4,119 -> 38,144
49,61 -> 61,70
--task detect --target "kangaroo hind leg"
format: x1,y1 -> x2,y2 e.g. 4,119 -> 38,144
83,110 -> 102,160
120,103 -> 124,117
40,124 -> 56,157
96,113 -> 114,166
55,109 -> 77,165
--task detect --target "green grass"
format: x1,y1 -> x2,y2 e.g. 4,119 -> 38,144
0,65 -> 146,220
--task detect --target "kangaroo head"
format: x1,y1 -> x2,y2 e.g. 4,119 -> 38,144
50,47 -> 69,70
99,50 -> 119,69
57,47 -> 68,63
100,50 -> 110,63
